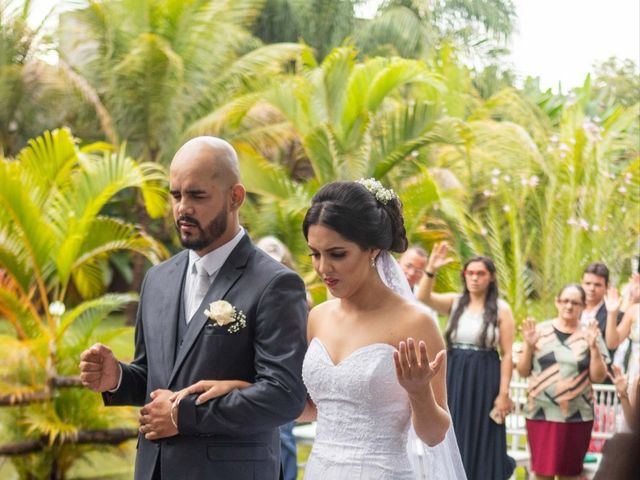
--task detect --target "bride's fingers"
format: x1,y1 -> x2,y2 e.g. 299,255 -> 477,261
393,350 -> 406,379
406,338 -> 419,367
196,387 -> 221,405
418,340 -> 429,368
180,381 -> 209,396
428,350 -> 446,376
398,341 -> 411,373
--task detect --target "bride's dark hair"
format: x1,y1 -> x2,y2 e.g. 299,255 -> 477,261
302,181 -> 408,253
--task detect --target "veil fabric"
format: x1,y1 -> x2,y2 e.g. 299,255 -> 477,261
377,250 -> 468,480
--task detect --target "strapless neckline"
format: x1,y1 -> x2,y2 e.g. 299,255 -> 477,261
310,337 -> 396,367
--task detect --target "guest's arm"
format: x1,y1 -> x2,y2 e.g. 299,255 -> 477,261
587,320 -> 608,383
516,317 -> 537,378
494,304 -> 515,420
606,302 -> 638,350
609,365 -> 637,429
415,242 -> 458,316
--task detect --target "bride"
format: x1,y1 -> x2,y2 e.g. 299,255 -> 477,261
170,179 -> 466,479
299,179 -> 465,479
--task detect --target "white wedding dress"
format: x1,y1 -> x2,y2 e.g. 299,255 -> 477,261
301,251 -> 467,480
303,337 -> 415,479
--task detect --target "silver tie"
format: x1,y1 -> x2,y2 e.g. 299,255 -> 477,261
189,260 -> 210,323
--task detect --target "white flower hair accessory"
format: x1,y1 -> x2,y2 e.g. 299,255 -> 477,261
204,300 -> 247,334
356,178 -> 398,205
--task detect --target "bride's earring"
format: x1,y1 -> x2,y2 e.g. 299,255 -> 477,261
370,257 -> 376,268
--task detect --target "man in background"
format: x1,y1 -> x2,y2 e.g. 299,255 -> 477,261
399,246 -> 438,321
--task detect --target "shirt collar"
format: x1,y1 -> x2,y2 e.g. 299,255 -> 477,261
188,227 -> 246,276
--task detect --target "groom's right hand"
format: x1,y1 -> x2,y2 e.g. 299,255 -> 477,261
79,343 -> 120,392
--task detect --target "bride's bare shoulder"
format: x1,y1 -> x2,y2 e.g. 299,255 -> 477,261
308,299 -> 340,334
310,299 -> 339,316
397,300 -> 440,334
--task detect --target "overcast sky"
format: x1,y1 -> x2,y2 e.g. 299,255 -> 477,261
507,0 -> 639,91
31,0 -> 640,92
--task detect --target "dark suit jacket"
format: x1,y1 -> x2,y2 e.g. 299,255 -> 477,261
105,235 -> 308,480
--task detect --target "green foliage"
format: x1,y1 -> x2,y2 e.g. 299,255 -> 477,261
435,87 -> 640,322
57,0 -> 306,165
592,56 -> 640,108
0,128 -> 167,478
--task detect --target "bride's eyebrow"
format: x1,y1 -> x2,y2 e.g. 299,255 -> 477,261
307,246 -> 346,252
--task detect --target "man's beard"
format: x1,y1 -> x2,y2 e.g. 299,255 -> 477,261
175,203 -> 228,251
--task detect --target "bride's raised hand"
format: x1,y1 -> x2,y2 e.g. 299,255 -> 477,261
394,338 -> 446,396
169,380 -> 251,406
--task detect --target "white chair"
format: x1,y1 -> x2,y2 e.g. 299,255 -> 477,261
582,384 -> 619,479
507,376 -> 531,479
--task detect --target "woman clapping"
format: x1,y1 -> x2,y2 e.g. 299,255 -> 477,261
517,284 -> 609,480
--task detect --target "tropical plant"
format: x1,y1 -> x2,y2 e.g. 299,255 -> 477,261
355,0 -> 517,60
189,47 -> 464,273
58,0 -> 307,165
0,128 -> 168,478
0,0 -> 65,156
433,83 -> 640,321
253,0 -> 365,60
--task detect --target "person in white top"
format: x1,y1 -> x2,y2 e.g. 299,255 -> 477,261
415,243 -> 515,480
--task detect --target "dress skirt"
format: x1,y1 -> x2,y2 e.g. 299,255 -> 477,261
447,347 -> 515,480
526,419 -> 593,476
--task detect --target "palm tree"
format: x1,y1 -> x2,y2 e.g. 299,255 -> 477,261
354,0 -> 517,60
55,0 -> 309,307
58,0 -> 306,165
0,128 -> 168,478
252,0 -> 365,60
432,82 -> 640,321
188,46 -> 463,291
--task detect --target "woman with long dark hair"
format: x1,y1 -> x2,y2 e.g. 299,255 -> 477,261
416,242 -> 516,480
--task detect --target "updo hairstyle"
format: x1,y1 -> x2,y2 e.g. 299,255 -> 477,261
302,181 -> 408,253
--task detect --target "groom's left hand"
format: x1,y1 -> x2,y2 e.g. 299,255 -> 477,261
139,389 -> 178,440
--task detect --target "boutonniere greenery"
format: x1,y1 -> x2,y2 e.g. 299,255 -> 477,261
204,300 -> 247,333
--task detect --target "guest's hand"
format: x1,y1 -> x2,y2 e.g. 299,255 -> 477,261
169,380 -> 251,406
607,365 -> 629,399
394,338 -> 445,396
521,317 -> 538,348
79,343 -> 120,392
586,319 -> 600,349
493,393 -> 513,420
604,287 -> 621,313
139,389 -> 178,440
426,242 -> 454,273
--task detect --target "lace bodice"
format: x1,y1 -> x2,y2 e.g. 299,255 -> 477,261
302,337 -> 414,479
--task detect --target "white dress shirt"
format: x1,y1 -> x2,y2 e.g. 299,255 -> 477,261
183,227 -> 246,323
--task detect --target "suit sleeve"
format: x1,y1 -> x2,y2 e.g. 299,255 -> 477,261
178,270 -> 308,436
102,273 -> 150,407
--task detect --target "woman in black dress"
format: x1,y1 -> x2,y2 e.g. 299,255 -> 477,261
416,243 -> 516,480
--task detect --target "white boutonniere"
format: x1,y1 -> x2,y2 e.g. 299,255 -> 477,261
204,300 -> 247,333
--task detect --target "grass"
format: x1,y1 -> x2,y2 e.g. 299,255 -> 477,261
0,441 -> 137,480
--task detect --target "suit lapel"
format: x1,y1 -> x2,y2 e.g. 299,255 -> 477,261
168,236 -> 254,387
158,252 -> 188,386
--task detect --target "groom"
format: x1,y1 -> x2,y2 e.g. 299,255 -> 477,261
79,137 -> 308,479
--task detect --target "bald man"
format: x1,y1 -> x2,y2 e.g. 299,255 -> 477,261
79,137 -> 308,480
